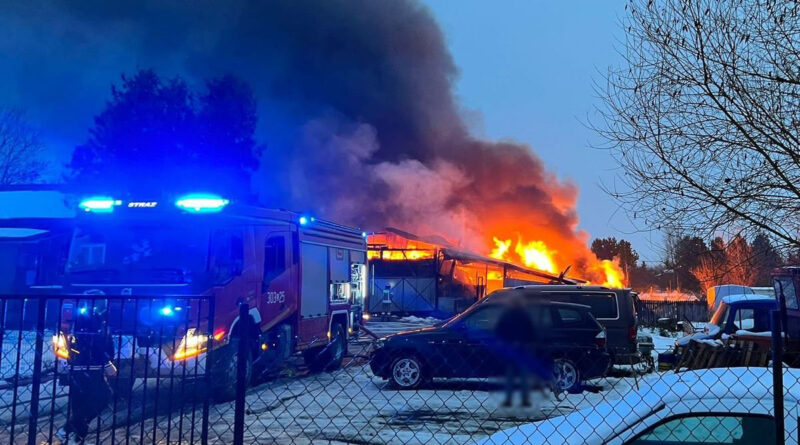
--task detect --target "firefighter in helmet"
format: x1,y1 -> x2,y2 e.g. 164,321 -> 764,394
57,300 -> 116,443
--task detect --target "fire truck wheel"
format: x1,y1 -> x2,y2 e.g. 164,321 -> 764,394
325,323 -> 347,371
303,323 -> 346,373
389,354 -> 426,389
211,341 -> 252,401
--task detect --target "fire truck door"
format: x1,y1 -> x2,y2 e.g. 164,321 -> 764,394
262,231 -> 296,325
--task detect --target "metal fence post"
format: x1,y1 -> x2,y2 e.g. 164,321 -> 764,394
27,297 -> 46,445
233,302 -> 249,445
771,310 -> 784,445
201,295 -> 216,445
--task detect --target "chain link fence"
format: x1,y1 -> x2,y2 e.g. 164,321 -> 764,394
0,295 -> 794,444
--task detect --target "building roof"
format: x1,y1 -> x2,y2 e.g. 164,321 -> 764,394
368,228 -> 580,284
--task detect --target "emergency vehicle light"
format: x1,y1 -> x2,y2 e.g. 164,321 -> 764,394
79,197 -> 121,213
175,194 -> 229,213
299,216 -> 309,225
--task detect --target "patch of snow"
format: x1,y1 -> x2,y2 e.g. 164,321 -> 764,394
398,316 -> 441,324
675,325 -> 719,347
735,330 -> 780,338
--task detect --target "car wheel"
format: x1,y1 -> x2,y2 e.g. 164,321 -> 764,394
553,358 -> 580,393
389,354 -> 425,389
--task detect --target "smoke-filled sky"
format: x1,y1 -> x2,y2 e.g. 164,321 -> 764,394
0,0 -> 662,265
424,0 -> 661,262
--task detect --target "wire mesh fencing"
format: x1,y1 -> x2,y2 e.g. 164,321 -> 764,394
0,295 -> 794,444
0,295 -> 216,445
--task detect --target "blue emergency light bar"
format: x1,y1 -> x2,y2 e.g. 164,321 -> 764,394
80,193 -> 229,214
175,193 -> 229,213
79,197 -> 122,213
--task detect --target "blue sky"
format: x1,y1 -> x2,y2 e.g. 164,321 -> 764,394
423,0 -> 664,263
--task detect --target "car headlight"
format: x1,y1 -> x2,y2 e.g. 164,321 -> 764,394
52,332 -> 70,360
173,328 -> 209,360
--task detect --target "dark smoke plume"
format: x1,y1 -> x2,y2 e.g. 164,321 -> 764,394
0,0 -> 611,280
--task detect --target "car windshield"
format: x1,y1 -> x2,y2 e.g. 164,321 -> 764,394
67,223 -> 210,284
774,276 -> 798,310
709,302 -> 729,328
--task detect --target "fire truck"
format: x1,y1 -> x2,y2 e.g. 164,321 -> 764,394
49,193 -> 367,399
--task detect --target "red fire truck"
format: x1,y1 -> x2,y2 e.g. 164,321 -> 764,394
51,193 -> 367,399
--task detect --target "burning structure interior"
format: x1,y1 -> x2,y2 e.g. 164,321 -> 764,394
367,228 -> 578,317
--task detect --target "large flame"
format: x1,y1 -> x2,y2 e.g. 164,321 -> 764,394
599,259 -> 624,288
489,236 -> 625,288
491,237 -> 557,274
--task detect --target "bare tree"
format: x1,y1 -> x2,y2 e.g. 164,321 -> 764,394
724,235 -> 758,286
597,0 -> 800,251
692,255 -> 724,293
0,108 -> 46,185
692,235 -> 757,297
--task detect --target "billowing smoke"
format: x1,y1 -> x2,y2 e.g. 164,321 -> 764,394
0,0 -> 616,282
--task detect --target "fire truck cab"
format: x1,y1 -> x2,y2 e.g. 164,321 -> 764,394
58,194 -> 367,398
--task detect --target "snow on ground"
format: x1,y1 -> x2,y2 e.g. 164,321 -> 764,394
639,327 -> 682,355
363,318 -> 438,338
397,316 -> 442,325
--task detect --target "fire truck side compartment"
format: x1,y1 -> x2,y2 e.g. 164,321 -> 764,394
300,243 -> 328,319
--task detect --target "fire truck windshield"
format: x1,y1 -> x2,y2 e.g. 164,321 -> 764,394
67,224 -> 210,285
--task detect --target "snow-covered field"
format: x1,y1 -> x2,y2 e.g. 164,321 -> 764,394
0,323 -> 715,444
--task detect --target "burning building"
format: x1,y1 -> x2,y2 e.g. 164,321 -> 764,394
367,228 -> 578,317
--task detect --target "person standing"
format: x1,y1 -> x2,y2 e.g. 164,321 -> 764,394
58,302 -> 116,443
494,299 -> 536,407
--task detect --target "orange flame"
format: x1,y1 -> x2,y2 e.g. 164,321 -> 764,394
489,236 -> 625,288
514,239 -> 557,274
490,237 -> 512,259
599,259 -> 624,288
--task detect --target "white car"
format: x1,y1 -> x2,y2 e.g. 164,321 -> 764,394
480,367 -> 797,444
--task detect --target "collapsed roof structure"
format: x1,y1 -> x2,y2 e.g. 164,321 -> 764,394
367,228 -> 580,317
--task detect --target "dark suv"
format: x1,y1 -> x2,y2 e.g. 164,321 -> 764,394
483,285 -> 639,364
369,299 -> 610,392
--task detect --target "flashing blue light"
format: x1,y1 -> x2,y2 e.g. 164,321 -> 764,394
159,306 -> 174,317
78,307 -> 88,315
361,232 -> 367,238
79,197 -> 121,213
175,194 -> 229,213
299,216 -> 309,225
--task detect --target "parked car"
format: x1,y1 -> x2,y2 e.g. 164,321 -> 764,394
479,367 -> 793,444
369,299 -> 610,392
482,285 -> 639,364
657,294 -> 776,370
